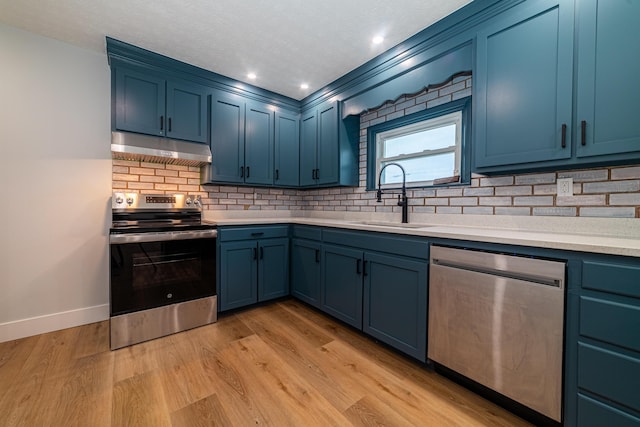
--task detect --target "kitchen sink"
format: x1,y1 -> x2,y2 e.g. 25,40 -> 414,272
356,221 -> 432,229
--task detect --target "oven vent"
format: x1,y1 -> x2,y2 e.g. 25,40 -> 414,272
111,132 -> 212,167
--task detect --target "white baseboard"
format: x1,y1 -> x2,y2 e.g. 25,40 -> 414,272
0,304 -> 109,343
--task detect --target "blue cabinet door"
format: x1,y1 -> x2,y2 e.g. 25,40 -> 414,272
291,239 -> 322,308
317,101 -> 340,185
322,245 -> 363,328
363,252 -> 428,362
575,0 -> 640,159
245,102 -> 274,185
275,111 -> 300,187
114,67 -> 166,136
474,0 -> 574,168
258,238 -> 289,301
300,110 -> 318,186
166,80 -> 208,143
209,92 -> 245,183
219,240 -> 257,311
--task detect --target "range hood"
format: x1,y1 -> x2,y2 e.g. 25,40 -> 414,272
111,132 -> 212,167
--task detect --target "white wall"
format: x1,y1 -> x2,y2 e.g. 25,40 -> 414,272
0,23 -> 112,342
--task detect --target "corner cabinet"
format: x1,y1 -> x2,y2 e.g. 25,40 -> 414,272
205,91 -> 274,185
474,0 -> 640,173
300,101 -> 359,187
291,226 -> 323,307
218,226 -> 289,311
274,111 -> 300,187
113,66 -> 208,143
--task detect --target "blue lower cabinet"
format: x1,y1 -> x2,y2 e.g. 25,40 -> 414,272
363,252 -> 428,362
258,238 -> 289,301
321,245 -> 363,328
218,227 -> 289,311
219,241 -> 258,310
565,254 -> 640,426
291,239 -> 322,308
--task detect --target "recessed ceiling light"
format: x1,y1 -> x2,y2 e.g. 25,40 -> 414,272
247,72 -> 257,80
300,83 -> 309,90
372,36 -> 384,44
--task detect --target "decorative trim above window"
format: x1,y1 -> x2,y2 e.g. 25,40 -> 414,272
366,96 -> 471,191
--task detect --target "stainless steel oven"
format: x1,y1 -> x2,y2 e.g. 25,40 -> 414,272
109,193 -> 217,350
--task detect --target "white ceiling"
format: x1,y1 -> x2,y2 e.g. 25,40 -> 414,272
0,0 -> 472,100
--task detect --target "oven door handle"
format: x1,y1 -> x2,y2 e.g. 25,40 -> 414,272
110,229 -> 217,244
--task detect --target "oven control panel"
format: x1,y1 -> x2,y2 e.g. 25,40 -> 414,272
112,192 -> 202,210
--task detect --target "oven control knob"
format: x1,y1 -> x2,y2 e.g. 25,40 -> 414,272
126,197 -> 134,206
185,198 -> 192,205
167,293 -> 173,299
115,196 -> 123,205
194,198 -> 201,207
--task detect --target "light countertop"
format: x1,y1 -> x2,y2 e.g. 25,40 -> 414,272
204,211 -> 640,258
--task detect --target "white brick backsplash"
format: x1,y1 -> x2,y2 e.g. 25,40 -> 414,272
436,188 -> 463,197
463,187 -> 494,196
611,166 -> 640,180
495,207 -> 531,216
479,197 -> 512,206
609,193 -> 640,205
558,169 -> 608,182
579,207 -> 636,218
556,195 -> 606,206
514,196 -> 553,206
436,206 -> 462,214
480,176 -> 514,186
450,197 -> 478,206
515,173 -> 556,185
495,186 -> 532,196
463,206 -> 493,215
583,180 -> 640,193
533,207 -> 577,217
413,206 -> 436,213
427,95 -> 452,109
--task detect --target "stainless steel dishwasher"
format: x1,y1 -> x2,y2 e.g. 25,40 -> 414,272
428,245 -> 566,422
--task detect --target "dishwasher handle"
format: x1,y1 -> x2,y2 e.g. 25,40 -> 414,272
430,245 -> 565,289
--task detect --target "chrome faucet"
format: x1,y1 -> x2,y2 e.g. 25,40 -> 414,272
376,162 -> 409,223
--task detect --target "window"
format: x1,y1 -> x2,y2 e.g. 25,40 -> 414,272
367,97 -> 471,190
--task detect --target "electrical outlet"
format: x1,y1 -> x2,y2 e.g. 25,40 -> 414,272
557,177 -> 573,197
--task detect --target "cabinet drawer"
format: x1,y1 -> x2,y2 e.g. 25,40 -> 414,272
577,393 -> 640,427
582,259 -> 640,298
292,225 -> 322,241
218,225 -> 289,242
580,296 -> 640,352
578,343 -> 640,412
323,229 -> 429,260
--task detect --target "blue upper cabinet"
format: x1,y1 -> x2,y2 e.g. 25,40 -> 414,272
207,91 -> 245,183
205,91 -> 277,185
274,111 -> 300,187
115,67 -> 166,137
166,80 -> 208,143
575,0 -> 640,159
474,0 -> 640,173
300,109 -> 319,186
299,100 -> 358,187
245,102 -> 275,185
114,66 -> 208,143
474,0 -> 574,169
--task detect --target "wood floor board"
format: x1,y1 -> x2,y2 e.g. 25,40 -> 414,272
0,299 -> 532,426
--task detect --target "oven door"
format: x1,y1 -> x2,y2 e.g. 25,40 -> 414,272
109,229 -> 216,316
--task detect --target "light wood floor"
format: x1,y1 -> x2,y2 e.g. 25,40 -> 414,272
0,299 -> 530,426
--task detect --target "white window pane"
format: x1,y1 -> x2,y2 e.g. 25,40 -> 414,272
383,124 -> 456,157
381,152 -> 456,185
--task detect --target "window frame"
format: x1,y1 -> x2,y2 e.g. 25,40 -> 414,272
366,96 -> 472,191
